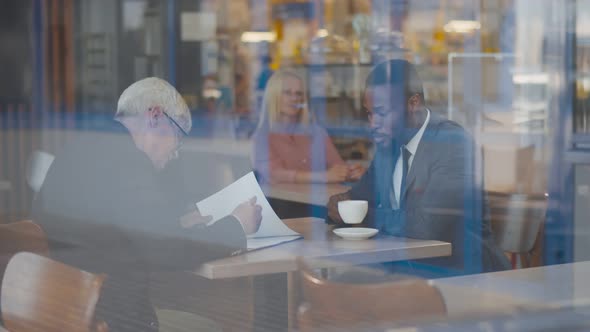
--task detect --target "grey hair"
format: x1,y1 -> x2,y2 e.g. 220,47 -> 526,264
116,77 -> 192,133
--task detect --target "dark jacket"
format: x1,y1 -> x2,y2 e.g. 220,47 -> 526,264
32,124 -> 246,331
330,114 -> 509,274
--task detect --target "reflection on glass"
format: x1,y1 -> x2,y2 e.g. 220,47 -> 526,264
0,0 -> 585,331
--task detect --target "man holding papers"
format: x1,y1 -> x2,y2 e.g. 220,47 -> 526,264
196,171 -> 302,250
32,78 -> 262,332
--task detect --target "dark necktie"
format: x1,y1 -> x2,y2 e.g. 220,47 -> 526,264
399,146 -> 412,207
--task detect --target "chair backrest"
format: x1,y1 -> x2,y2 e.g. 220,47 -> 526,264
296,259 -> 446,331
26,150 -> 55,193
0,220 -> 49,282
483,145 -> 535,194
489,193 -> 547,253
1,252 -> 108,332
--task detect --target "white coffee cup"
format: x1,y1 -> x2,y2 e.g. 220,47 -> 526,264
338,200 -> 368,224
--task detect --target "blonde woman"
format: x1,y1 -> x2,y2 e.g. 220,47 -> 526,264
252,69 -> 364,184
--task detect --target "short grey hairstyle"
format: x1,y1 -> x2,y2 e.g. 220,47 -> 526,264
116,77 -> 192,134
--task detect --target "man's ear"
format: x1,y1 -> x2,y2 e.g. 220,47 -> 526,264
407,94 -> 421,113
147,106 -> 164,128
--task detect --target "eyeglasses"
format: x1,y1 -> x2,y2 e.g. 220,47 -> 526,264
162,111 -> 185,135
162,111 -> 184,159
282,89 -> 304,98
163,111 -> 185,138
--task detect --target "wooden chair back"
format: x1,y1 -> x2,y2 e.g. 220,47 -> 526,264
1,252 -> 108,332
488,193 -> 547,267
297,259 -> 446,331
0,220 -> 49,282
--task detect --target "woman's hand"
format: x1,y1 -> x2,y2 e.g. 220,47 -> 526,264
347,164 -> 366,181
326,164 -> 349,183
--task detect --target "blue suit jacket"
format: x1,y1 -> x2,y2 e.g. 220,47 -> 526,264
334,114 -> 509,273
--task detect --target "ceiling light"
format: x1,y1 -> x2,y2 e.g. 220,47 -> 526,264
203,89 -> 222,99
241,31 -> 276,43
316,29 -> 328,38
512,73 -> 549,84
443,20 -> 481,34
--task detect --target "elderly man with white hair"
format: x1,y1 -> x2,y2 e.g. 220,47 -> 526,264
32,77 -> 262,331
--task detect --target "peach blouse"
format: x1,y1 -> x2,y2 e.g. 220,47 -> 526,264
252,125 -> 344,183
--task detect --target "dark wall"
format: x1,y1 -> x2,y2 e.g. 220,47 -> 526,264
0,0 -> 33,102
174,0 -> 202,101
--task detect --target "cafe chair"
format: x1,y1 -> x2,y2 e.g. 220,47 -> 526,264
0,220 -> 49,282
25,150 -> 55,193
0,220 -> 50,327
296,258 -> 446,331
1,252 -> 109,332
489,193 -> 547,268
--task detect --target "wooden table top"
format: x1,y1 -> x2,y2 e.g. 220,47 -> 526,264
371,262 -> 590,331
195,217 -> 451,279
262,183 -> 350,206
433,261 -> 590,309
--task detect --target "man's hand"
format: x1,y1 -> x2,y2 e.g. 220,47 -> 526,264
326,164 -> 349,183
327,191 -> 352,224
232,196 -> 263,235
180,210 -> 213,229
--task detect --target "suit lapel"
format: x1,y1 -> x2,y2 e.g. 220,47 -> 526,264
402,141 -> 425,200
375,147 -> 395,209
401,114 -> 441,201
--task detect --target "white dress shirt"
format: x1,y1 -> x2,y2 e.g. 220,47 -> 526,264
390,110 -> 430,209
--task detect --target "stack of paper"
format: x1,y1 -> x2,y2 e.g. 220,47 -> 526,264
196,172 -> 301,250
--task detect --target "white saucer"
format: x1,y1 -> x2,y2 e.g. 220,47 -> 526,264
333,227 -> 378,240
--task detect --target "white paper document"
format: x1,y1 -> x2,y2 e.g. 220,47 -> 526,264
196,172 -> 301,250
247,235 -> 301,251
